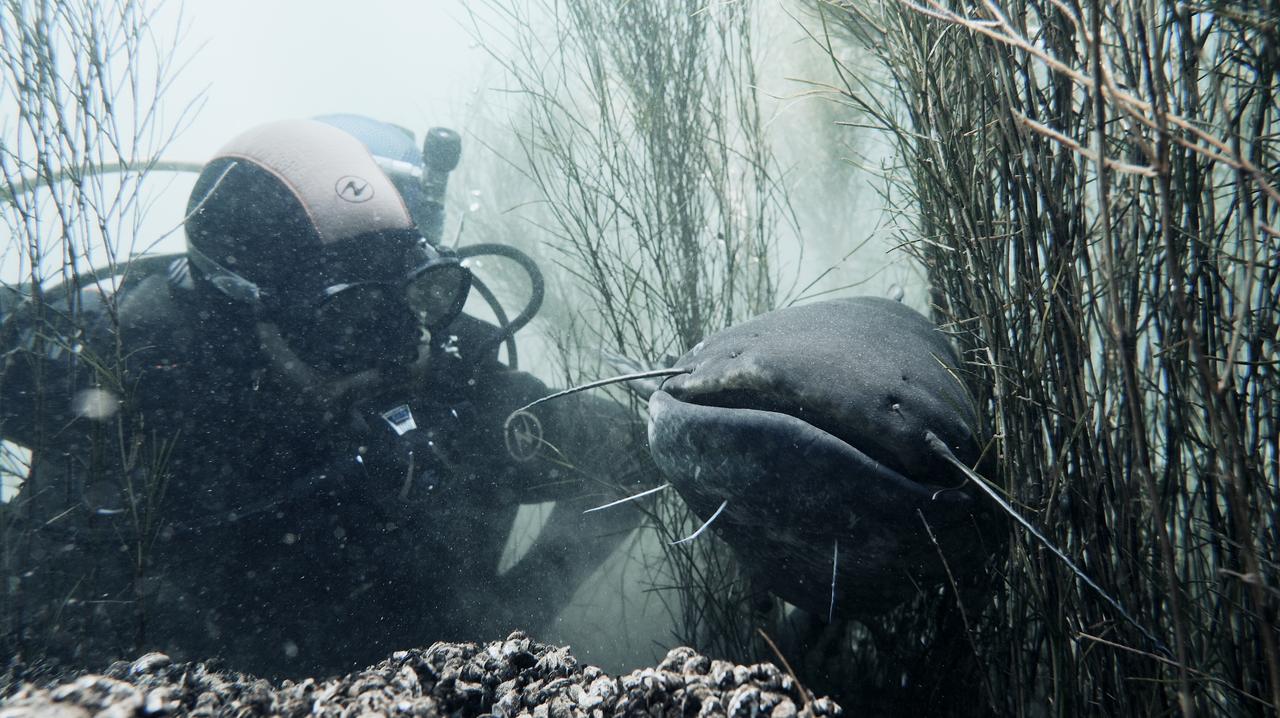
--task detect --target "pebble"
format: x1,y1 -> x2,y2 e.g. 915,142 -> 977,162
0,632 -> 842,717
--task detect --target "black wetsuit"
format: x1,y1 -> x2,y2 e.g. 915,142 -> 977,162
0,256 -> 650,676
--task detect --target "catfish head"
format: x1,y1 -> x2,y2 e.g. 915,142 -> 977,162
646,296 -> 999,618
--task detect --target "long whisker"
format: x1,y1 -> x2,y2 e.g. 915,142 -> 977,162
671,500 -> 728,545
925,431 -> 1171,658
510,368 -> 690,416
828,539 -> 839,623
583,483 -> 671,514
931,477 -> 969,501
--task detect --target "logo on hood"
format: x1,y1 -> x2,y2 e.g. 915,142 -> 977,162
335,175 -> 374,203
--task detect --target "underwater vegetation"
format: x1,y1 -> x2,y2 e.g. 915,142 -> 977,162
813,1 -> 1280,715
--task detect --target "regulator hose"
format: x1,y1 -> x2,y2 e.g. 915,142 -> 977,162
453,243 -> 544,370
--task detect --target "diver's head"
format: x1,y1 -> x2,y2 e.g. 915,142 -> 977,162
184,119 -> 471,375
312,113 -> 460,245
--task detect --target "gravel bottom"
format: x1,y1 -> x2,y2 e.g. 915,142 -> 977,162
0,632 -> 842,717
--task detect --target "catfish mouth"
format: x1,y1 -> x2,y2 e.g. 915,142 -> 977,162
646,386 -> 976,617
646,387 -> 963,529
661,383 -> 921,485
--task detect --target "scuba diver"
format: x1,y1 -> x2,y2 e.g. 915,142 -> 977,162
0,116 -> 652,675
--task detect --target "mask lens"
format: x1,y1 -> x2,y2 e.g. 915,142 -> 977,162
406,262 -> 470,330
313,284 -> 418,370
318,284 -> 392,327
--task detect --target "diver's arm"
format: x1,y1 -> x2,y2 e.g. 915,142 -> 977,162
485,379 -> 657,630
522,390 -> 654,504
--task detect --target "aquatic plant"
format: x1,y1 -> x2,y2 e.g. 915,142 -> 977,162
812,0 -> 1280,714
0,0 -> 199,659
471,0 -> 805,666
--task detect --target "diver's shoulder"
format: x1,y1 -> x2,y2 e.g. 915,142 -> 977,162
117,256 -> 191,319
1,256 -> 192,345
113,256 -> 203,354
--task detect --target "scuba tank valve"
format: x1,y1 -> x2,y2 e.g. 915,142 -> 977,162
420,128 -> 461,246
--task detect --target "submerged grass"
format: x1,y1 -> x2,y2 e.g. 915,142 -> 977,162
1,0 -> 199,661
472,0 -> 804,669
810,0 -> 1280,714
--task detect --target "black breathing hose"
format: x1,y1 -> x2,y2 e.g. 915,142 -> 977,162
468,275 -> 515,367
12,253 -> 186,302
453,243 -> 545,371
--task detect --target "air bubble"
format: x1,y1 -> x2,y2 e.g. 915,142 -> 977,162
72,388 -> 120,421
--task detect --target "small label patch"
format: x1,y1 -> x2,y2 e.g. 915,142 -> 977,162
380,404 -> 418,436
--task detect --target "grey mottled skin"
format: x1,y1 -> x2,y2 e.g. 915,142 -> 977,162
647,296 -> 998,617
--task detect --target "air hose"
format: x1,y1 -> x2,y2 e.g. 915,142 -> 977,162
453,243 -> 544,371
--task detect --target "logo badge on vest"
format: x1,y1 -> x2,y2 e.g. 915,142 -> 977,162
503,410 -> 543,462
